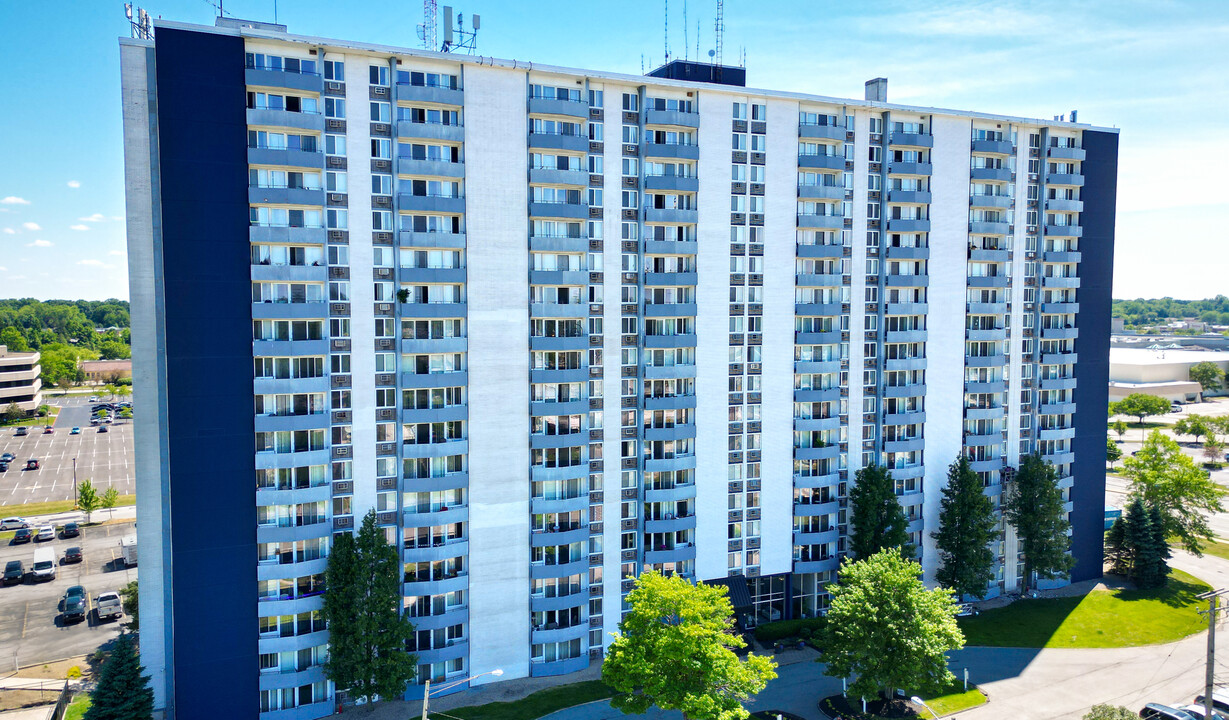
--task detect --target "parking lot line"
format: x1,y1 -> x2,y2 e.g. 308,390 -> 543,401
19,602 -> 28,640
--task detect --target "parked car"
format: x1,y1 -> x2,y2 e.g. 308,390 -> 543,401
61,522 -> 80,539
63,546 -> 83,564
1178,704 -> 1229,720
0,461 -> 7,472
0,452 -> 14,462
88,396 -> 98,402
43,426 -> 54,434
89,418 -> 100,426
35,525 -> 55,542
1141,704 -> 1198,720
25,459 -> 39,470
0,517 -> 29,530
70,427 -> 80,435
14,426 -> 27,437
1172,403 -> 1184,413
62,585 -> 86,604
12,528 -> 32,544
95,591 -> 123,621
62,594 -> 88,623
31,547 -> 56,581
1195,692 -> 1229,715
98,426 -> 109,434
2,560 -> 24,585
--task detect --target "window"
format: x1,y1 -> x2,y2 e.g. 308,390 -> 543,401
324,97 -> 345,118
370,102 -> 392,123
324,60 -> 344,81
325,134 -> 346,156
370,65 -> 390,86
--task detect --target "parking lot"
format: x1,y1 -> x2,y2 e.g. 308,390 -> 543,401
0,519 -> 136,669
0,396 -> 134,505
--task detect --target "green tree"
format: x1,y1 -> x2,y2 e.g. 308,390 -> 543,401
1123,430 -> 1224,555
1084,704 -> 1139,720
1111,419 -> 1128,441
3,402 -> 21,423
97,339 -> 132,360
1190,361 -> 1225,394
1174,415 -> 1215,445
821,550 -> 964,702
1146,502 -> 1172,586
1205,438 -> 1226,466
0,326 -> 30,351
1105,437 -> 1122,468
1122,499 -> 1157,586
83,632 -> 154,720
1110,394 -> 1172,437
100,486 -> 120,520
1004,455 -> 1074,592
77,479 -> 100,523
1104,516 -> 1128,576
932,456 -> 997,600
604,571 -> 777,720
849,464 -> 911,560
322,510 -> 417,706
119,580 -> 139,631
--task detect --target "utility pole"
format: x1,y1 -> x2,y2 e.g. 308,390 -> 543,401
1199,588 -> 1229,720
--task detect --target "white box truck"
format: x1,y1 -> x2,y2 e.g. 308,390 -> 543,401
121,535 -> 137,568
31,547 -> 56,581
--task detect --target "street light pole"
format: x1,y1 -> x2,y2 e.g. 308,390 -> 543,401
911,696 -> 942,720
420,668 -> 503,720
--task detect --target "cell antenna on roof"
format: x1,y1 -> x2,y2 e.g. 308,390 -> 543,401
664,0 -> 670,63
683,0 -> 688,60
417,0 -> 437,50
714,0 -> 724,66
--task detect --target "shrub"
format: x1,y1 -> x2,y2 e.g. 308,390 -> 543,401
66,665 -> 82,679
753,617 -> 826,643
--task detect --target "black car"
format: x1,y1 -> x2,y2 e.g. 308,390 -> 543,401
2,560 -> 23,585
98,425 -> 109,433
62,595 -> 87,623
63,546 -> 82,564
61,522 -> 80,539
0,461 -> 7,472
12,528 -> 32,544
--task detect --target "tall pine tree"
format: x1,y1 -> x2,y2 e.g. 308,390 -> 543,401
1145,502 -> 1172,587
1104,516 -> 1129,576
1123,498 -> 1157,586
323,510 -> 418,706
849,464 -> 912,560
1004,454 -> 1074,592
84,633 -> 153,720
932,456 -> 998,600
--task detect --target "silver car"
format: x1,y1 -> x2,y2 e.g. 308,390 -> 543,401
0,517 -> 30,531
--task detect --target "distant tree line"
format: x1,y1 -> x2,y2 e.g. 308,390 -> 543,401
1113,295 -> 1229,329
0,298 -> 131,386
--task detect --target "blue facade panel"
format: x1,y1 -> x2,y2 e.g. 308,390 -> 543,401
1069,130 -> 1118,583
155,27 -> 258,718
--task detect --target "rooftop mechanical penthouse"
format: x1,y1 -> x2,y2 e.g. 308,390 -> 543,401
122,16 -> 1117,719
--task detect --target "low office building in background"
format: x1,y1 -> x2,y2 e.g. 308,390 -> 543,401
78,359 -> 134,384
1109,347 -> 1229,402
0,345 -> 43,415
122,16 -> 1118,719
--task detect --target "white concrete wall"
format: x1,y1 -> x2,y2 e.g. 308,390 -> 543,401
121,39 -> 171,712
760,97 -> 800,577
921,114 -> 973,580
345,57 -> 378,519
463,64 -> 532,682
694,90 -> 732,581
848,109 -> 870,476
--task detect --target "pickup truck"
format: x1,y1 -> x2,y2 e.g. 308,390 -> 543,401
95,591 -> 124,622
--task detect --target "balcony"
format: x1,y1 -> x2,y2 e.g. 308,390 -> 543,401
528,132 -> 588,153
883,383 -> 927,398
530,654 -> 590,678
966,353 -> 1007,368
1047,146 -> 1086,161
644,513 -> 697,534
529,167 -> 589,187
402,369 -> 469,389
971,138 -> 1014,156
251,301 -> 329,321
399,194 -> 465,214
1046,198 -> 1084,213
887,189 -> 931,205
245,67 -> 323,93
644,271 -> 698,285
403,571 -> 468,597
963,406 -> 1003,421
248,186 -> 326,207
794,329 -> 842,345
888,161 -> 932,176
797,154 -> 845,172
529,202 -> 589,220
531,621 -> 589,646
795,273 -> 845,287
1040,325 -> 1079,340
644,543 -> 697,565
966,301 -> 1007,315
528,97 -> 589,118
1044,224 -> 1083,238
794,445 -> 841,461
644,302 -> 698,317
970,167 -> 1012,182
397,158 -> 465,178
645,109 -> 700,128
966,274 -> 1010,288
644,482 -> 697,503
247,146 -> 323,170
400,267 -> 466,284
644,208 -> 698,224
1042,352 -> 1079,365
250,264 -> 327,284
643,142 -> 700,160
645,175 -> 700,193
965,327 -> 1006,342
793,387 -> 841,404
1039,375 -> 1077,390
969,220 -> 1010,235
884,273 -> 928,287
798,184 -> 846,201
1047,173 -> 1085,187
403,539 -> 469,564
796,243 -> 846,259
794,301 -> 843,316
889,132 -> 934,148
398,84 -> 464,106
799,124 -> 845,141
886,218 -> 930,233
246,108 -> 324,132
401,302 -> 469,319
395,121 -> 464,143
793,556 -> 841,574
968,248 -> 1009,263
643,393 -> 697,411
797,214 -> 845,230
1042,275 -> 1081,289
884,329 -> 927,343
1040,402 -> 1078,416
404,504 -> 469,526
969,194 -> 1012,209
528,365 -> 587,383
883,356 -> 927,372
964,379 -> 1006,393
1041,301 -> 1079,314
885,302 -> 928,315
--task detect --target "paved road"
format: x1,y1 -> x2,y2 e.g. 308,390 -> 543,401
0,396 -> 134,506
0,520 -> 136,671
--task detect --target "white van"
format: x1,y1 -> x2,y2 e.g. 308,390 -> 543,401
31,547 -> 56,581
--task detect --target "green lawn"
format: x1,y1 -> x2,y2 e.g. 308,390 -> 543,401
1191,538 -> 1229,562
0,407 -> 58,428
920,682 -> 987,718
445,680 -> 614,720
0,495 -> 136,517
64,693 -> 91,720
958,569 -> 1209,648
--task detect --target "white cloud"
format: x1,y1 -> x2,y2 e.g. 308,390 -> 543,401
1,196 -> 30,205
0,266 -> 6,272
70,224 -> 90,231
2,228 -> 13,235
78,213 -> 107,222
67,180 -> 81,189
26,239 -> 52,247
77,259 -> 115,269
22,222 -> 40,231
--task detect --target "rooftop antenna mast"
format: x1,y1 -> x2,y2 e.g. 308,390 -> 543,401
125,4 -> 154,39
714,0 -> 724,66
439,6 -> 480,53
683,0 -> 688,60
664,0 -> 670,63
417,0 -> 437,51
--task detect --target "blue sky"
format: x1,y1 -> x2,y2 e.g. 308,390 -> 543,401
0,0 -> 1225,301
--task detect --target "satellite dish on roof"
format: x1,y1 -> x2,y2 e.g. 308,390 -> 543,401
708,49 -> 715,58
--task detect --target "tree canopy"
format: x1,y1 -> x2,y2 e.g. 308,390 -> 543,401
1189,361 -> 1224,394
1110,394 -> 1171,427
1112,296 -> 1229,329
1004,454 -> 1074,591
1123,430 -> 1224,555
84,632 -> 154,720
932,456 -> 997,600
604,571 -> 777,720
848,464 -> 911,560
821,550 -> 964,701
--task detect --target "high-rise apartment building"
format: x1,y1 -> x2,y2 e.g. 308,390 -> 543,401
122,17 -> 1117,719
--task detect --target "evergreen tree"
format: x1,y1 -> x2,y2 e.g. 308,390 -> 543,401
932,456 -> 998,600
322,511 -> 417,706
849,464 -> 911,560
1003,454 -> 1074,591
84,633 -> 153,720
1104,516 -> 1129,576
1123,498 -> 1155,586
1146,502 -> 1172,587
